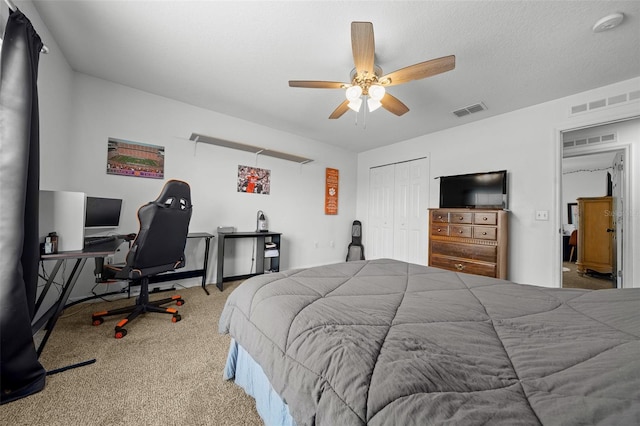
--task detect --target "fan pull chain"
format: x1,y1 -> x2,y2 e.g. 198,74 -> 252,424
359,95 -> 367,129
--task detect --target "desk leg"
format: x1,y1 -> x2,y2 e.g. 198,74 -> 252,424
202,236 -> 211,295
216,236 -> 225,291
256,236 -> 265,274
34,259 -> 63,314
36,258 -> 87,357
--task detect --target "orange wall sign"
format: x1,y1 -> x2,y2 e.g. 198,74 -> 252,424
325,168 -> 339,215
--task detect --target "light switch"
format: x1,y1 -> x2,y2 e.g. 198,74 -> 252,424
535,210 -> 549,221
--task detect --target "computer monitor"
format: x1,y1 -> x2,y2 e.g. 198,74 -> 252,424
84,196 -> 123,229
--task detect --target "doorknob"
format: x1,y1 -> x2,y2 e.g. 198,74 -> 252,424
606,228 -> 615,233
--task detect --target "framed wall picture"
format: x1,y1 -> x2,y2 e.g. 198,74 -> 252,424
106,138 -> 164,179
238,165 -> 270,194
568,202 -> 578,224
325,168 -> 339,215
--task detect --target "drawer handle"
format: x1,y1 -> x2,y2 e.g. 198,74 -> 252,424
454,263 -> 465,271
437,215 -> 443,219
482,232 -> 487,235
437,228 -> 442,232
482,217 -> 488,221
459,230 -> 464,234
458,216 -> 463,220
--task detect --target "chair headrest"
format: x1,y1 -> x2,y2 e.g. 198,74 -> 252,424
154,180 -> 192,210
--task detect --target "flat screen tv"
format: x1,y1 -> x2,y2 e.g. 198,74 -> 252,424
439,170 -> 507,209
84,196 -> 123,228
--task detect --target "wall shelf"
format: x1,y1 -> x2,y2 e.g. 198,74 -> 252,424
189,133 -> 313,164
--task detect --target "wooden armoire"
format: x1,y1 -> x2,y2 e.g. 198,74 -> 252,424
576,196 -> 613,276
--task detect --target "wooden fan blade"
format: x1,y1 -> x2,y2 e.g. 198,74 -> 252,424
380,55 -> 455,86
351,22 -> 375,75
289,81 -> 347,89
329,100 -> 350,119
380,93 -> 409,116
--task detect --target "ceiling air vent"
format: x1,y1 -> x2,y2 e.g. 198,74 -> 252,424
452,102 -> 487,118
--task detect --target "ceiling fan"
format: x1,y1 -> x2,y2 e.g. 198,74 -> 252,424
288,21 -> 455,119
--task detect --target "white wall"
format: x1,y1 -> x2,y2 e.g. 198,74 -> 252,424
357,77 -> 640,288
24,0 -> 359,299
20,1 -> 640,298
51,74 -> 358,298
10,1 -> 75,189
562,169 -> 609,234
561,151 -> 613,235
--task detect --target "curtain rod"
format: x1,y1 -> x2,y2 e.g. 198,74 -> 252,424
4,0 -> 49,53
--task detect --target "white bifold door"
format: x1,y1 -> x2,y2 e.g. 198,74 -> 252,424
368,158 -> 429,264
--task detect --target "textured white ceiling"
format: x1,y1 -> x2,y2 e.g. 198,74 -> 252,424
31,0 -> 640,153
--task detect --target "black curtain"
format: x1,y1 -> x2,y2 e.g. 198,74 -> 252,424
0,8 -> 47,404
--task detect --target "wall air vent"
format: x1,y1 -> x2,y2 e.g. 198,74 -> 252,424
452,102 -> 487,118
563,132 -> 616,151
570,89 -> 640,116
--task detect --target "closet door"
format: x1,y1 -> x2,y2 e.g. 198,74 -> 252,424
369,165 -> 395,259
393,159 -> 428,264
368,158 -> 428,263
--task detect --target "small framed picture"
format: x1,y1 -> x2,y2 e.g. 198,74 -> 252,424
568,202 -> 578,224
238,165 -> 271,195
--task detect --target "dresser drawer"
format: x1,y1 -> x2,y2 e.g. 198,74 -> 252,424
449,212 -> 473,224
474,212 -> 497,225
431,224 -> 449,236
431,210 -> 450,223
430,256 -> 497,278
449,225 -> 472,238
473,227 -> 497,240
431,241 -> 497,263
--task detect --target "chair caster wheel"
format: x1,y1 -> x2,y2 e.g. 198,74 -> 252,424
115,329 -> 127,339
172,314 -> 181,323
176,299 -> 185,306
92,317 -> 104,326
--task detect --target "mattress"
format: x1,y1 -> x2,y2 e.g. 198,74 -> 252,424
219,259 -> 640,425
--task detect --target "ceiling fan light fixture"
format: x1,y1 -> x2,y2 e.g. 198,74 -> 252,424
367,98 -> 382,112
345,85 -> 363,101
368,84 -> 386,101
348,97 -> 362,112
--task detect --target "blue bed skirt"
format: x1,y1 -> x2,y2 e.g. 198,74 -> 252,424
224,339 -> 296,426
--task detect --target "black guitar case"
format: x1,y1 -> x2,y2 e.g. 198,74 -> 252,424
346,220 -> 365,261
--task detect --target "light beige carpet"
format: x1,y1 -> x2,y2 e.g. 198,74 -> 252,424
3,281 -> 262,426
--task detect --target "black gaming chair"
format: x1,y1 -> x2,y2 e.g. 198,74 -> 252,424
346,220 -> 365,261
92,180 -> 193,338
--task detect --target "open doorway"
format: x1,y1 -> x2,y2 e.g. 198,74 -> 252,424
560,118 -> 637,289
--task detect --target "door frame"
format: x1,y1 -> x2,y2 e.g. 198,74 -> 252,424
555,114 -> 638,288
561,147 -> 627,287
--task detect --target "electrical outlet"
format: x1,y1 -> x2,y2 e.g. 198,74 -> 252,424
535,210 -> 549,221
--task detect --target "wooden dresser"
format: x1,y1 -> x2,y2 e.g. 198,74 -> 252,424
428,208 -> 508,279
576,196 -> 613,276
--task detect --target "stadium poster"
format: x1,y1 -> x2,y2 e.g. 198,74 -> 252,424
237,165 -> 271,195
106,138 -> 164,179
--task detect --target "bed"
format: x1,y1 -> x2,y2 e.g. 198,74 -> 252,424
219,259 -> 640,425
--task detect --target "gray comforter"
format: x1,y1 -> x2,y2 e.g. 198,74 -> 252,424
219,259 -> 640,425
